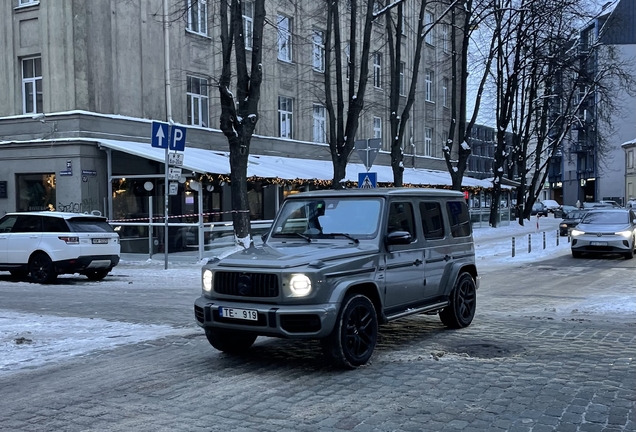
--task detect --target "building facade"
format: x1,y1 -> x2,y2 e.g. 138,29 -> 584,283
548,0 -> 636,206
0,0 -> 482,249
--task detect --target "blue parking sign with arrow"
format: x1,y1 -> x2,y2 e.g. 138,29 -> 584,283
151,121 -> 169,149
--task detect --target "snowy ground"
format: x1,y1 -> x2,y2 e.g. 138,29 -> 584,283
1,216 -> 633,376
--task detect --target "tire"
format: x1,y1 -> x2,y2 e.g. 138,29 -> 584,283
572,250 -> 583,258
624,246 -> 634,260
29,253 -> 57,284
321,294 -> 378,369
85,269 -> 110,281
205,328 -> 257,354
9,270 -> 28,279
439,272 -> 476,329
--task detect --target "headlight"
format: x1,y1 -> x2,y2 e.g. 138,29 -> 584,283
559,223 -> 567,228
570,229 -> 584,237
615,230 -> 633,238
202,269 -> 213,292
289,274 -> 312,297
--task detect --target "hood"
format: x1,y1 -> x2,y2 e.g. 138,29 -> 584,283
216,241 -> 379,269
576,222 -> 633,233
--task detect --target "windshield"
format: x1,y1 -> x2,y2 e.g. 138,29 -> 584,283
271,197 -> 383,240
581,211 -> 629,225
565,210 -> 586,219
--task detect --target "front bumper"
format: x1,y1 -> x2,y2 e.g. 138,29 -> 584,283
194,296 -> 338,339
571,235 -> 633,254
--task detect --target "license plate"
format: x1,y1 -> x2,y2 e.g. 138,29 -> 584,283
590,241 -> 607,246
92,238 -> 109,244
219,307 -> 258,321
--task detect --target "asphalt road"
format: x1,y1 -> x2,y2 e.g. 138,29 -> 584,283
0,253 -> 634,432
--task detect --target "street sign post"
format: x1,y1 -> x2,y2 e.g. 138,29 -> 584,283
355,138 -> 382,171
151,121 -> 169,148
358,172 -> 377,188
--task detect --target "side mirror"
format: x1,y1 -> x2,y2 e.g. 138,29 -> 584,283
385,230 -> 412,246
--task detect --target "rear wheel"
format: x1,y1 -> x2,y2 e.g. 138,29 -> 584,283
321,294 -> 378,369
439,272 -> 476,329
29,253 -> 57,284
205,329 -> 257,354
85,269 -> 110,281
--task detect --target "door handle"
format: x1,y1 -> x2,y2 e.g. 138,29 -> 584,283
444,255 -> 451,261
413,259 -> 423,266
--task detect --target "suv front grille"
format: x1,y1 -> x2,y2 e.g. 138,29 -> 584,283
214,272 -> 279,297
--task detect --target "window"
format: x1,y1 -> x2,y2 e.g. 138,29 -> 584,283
628,150 -> 634,169
425,11 -> 434,45
442,77 -> 449,107
399,62 -> 405,95
312,30 -> 325,72
424,127 -> 432,156
16,173 -> 56,212
277,15 -> 292,62
279,96 -> 293,138
419,202 -> 445,239
373,116 -> 382,139
387,202 -> 416,239
186,0 -> 207,36
18,0 -> 38,5
447,201 -> 471,237
242,1 -> 254,49
313,104 -> 326,143
373,52 -> 382,88
187,75 -> 209,127
442,23 -> 449,53
22,57 -> 42,115
425,70 -> 434,102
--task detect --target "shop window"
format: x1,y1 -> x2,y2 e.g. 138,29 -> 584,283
16,173 -> 56,211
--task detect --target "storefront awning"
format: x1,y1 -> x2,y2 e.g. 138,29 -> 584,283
97,139 -> 494,189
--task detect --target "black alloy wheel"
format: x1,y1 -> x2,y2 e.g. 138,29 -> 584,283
205,328 -> 257,354
439,272 -> 476,329
322,294 -> 378,369
29,252 -> 57,284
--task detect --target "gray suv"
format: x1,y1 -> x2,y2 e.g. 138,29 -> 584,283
194,188 -> 480,368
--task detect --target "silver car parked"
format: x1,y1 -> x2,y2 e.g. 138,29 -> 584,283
570,209 -> 636,259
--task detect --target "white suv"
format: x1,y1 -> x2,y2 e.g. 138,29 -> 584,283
0,212 -> 120,283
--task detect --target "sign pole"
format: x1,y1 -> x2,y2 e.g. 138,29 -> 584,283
163,0 -> 172,270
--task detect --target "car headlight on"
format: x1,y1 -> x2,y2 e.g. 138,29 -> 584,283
202,269 -> 213,292
615,230 -> 633,238
570,229 -> 584,237
289,274 -> 312,297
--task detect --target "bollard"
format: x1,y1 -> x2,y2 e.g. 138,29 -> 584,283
543,231 -> 546,249
528,233 -> 532,253
512,237 -> 516,257
556,230 -> 559,246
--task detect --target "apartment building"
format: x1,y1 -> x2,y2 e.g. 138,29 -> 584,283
0,0 -> 478,245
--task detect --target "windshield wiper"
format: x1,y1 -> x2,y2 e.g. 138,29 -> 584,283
327,233 -> 359,244
291,232 -> 312,243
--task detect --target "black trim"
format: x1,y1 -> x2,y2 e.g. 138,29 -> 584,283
384,295 -> 447,317
325,267 -> 375,278
385,262 -> 414,270
268,308 -> 278,328
426,257 -> 446,263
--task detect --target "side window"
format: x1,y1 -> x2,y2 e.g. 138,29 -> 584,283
447,200 -> 471,237
387,202 -> 416,240
419,202 -> 445,240
12,215 -> 43,233
0,216 -> 18,233
42,217 -> 70,233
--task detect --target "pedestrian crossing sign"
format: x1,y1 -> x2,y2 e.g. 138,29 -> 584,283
358,172 -> 377,188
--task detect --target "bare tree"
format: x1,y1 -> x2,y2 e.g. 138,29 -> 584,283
217,0 -> 266,247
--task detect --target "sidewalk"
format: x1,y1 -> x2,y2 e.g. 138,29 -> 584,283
119,215 -> 565,265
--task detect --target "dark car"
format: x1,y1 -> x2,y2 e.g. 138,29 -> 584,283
531,202 -> 548,217
559,209 -> 587,236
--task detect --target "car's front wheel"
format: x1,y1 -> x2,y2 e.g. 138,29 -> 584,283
205,329 -> 257,354
85,269 -> 110,281
29,253 -> 57,284
439,272 -> 476,329
321,293 -> 378,369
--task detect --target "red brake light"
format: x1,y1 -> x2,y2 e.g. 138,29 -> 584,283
58,236 -> 79,244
